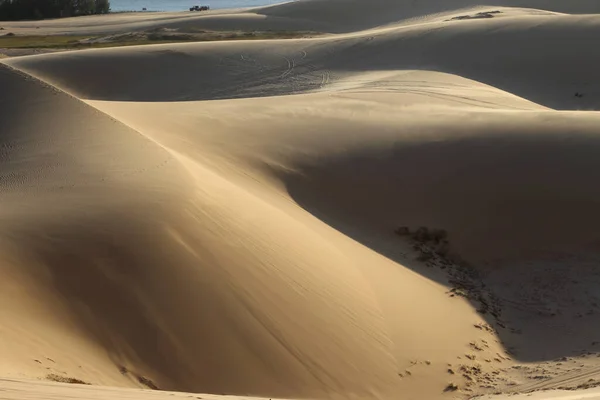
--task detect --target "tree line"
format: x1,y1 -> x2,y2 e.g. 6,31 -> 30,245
0,0 -> 110,20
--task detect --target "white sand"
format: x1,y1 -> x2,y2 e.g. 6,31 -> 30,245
1,1 -> 600,400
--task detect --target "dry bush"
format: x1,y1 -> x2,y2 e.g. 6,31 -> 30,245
46,374 -> 90,385
138,376 -> 159,390
444,382 -> 459,392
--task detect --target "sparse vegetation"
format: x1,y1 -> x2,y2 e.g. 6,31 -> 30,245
0,30 -> 320,50
0,35 -> 92,48
474,322 -> 495,334
444,382 -> 459,392
406,226 -> 449,247
431,229 -> 448,244
395,225 -> 506,330
137,375 -> 159,390
447,10 -> 502,21
411,226 -> 432,242
46,373 -> 90,385
449,287 -> 469,298
416,251 -> 433,262
395,225 -> 451,263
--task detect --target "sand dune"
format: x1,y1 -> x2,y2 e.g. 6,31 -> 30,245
2,0 -> 597,36
8,10 -> 599,110
257,0 -> 600,32
2,1 -> 600,400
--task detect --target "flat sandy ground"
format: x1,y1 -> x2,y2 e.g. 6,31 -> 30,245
478,387 -> 600,400
1,1 -> 600,400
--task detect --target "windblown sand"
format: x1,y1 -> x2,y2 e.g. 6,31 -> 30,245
1,1 -> 600,400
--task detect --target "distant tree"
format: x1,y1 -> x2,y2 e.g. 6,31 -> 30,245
0,0 -> 110,20
95,0 -> 110,14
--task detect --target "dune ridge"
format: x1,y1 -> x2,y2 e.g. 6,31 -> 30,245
2,1 -> 600,400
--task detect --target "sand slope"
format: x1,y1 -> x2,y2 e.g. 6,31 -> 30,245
0,62 -> 403,398
2,1 -> 600,400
